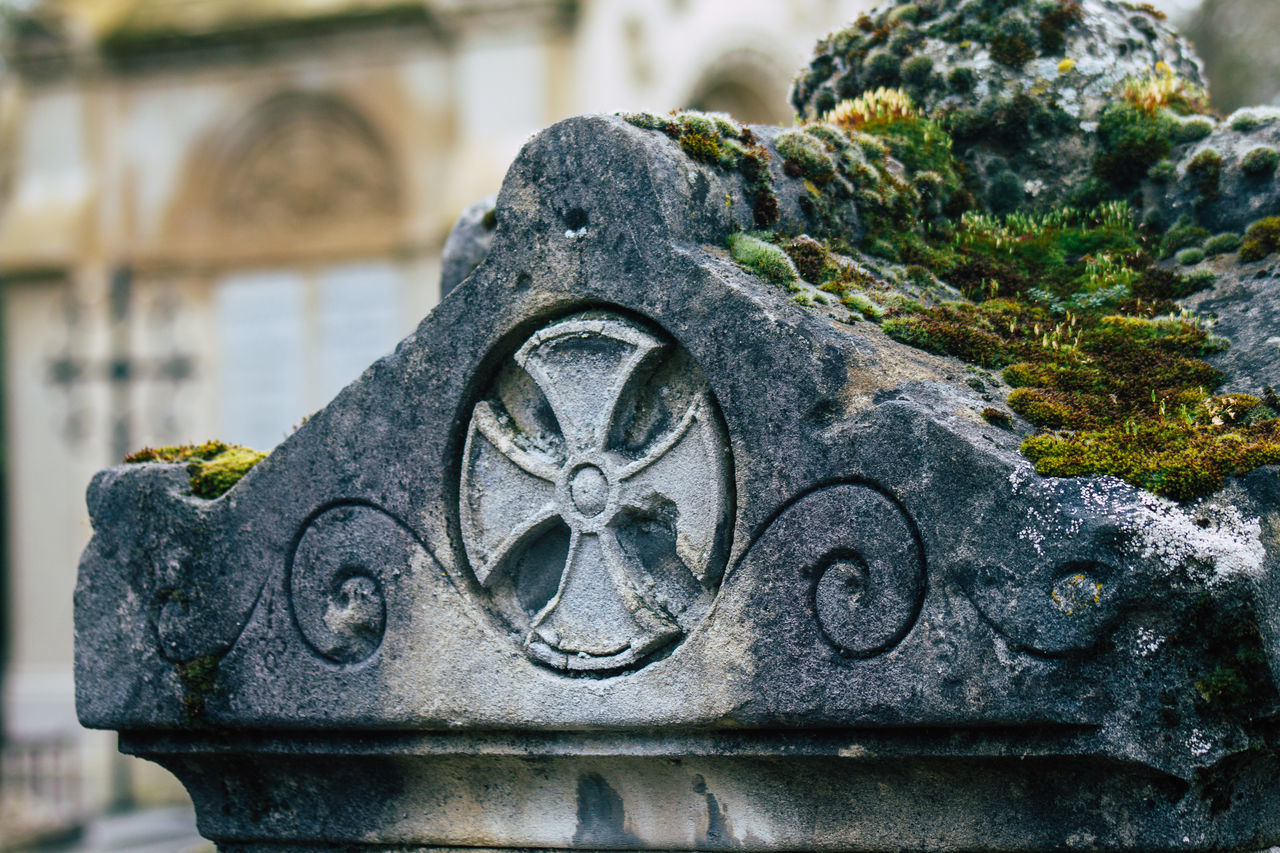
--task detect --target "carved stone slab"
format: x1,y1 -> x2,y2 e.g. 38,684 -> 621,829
76,114 -> 1280,851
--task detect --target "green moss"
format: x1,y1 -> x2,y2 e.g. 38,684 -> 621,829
987,170 -> 1025,215
785,235 -> 832,282
1147,158 -> 1176,184
1158,216 -> 1210,260
1021,418 -> 1280,501
189,448 -> 269,499
1186,148 -> 1223,198
1240,216 -> 1280,262
1094,102 -> 1175,192
680,131 -> 723,164
888,3 -> 921,24
781,18 -> 1280,501
1038,0 -> 1084,55
620,111 -> 670,132
775,129 -> 836,180
1203,232 -> 1242,256
1170,115 -> 1214,144
1185,269 -> 1218,289
1242,146 -> 1279,179
728,233 -> 799,285
990,18 -> 1039,68
1009,388 -> 1085,428
883,304 -> 1015,368
948,66 -> 978,93
902,54 -> 935,93
1180,595 -> 1278,718
982,407 -> 1014,428
1229,109 -> 1276,133
176,654 -> 220,719
843,292 -> 884,320
125,440 -> 267,499
864,50 -> 902,88
622,111 -> 785,231
864,201 -> 1275,500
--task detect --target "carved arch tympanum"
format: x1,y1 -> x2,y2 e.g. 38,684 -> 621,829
212,91 -> 400,229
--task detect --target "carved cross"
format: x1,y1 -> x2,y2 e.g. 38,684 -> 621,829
461,315 -> 730,672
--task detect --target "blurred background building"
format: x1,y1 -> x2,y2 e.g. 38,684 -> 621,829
0,0 -> 887,848
0,0 -> 1269,849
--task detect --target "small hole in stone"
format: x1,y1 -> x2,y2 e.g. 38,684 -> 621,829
564,207 -> 589,230
515,272 -> 533,291
1195,517 -> 1211,528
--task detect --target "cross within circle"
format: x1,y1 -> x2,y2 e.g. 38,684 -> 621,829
459,312 -> 733,673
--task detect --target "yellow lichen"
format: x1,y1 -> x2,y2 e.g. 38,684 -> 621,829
1050,573 -> 1103,615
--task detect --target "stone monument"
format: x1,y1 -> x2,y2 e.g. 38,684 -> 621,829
77,2 -> 1280,849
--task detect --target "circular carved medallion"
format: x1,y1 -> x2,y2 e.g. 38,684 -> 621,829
459,311 -> 733,673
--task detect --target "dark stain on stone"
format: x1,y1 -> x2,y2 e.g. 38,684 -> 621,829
692,773 -> 732,848
704,792 -> 729,846
573,772 -> 639,847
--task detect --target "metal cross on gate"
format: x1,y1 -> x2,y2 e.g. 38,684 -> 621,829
460,313 -> 732,673
46,267 -> 195,460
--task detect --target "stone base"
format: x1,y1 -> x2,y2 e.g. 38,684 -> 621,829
125,730 -> 1280,852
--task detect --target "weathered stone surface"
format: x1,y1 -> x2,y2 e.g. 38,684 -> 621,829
1183,255 -> 1280,397
440,193 -> 497,298
76,109 -> 1280,851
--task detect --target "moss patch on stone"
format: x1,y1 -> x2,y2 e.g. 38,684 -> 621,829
623,109 -> 780,227
728,233 -> 798,285
632,38 -> 1280,502
125,440 -> 267,499
1177,595 -> 1279,718
175,654 -> 220,720
1240,216 -> 1280,262
869,202 -> 1280,500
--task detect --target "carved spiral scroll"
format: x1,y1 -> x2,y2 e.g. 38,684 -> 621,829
289,504 -> 422,665
751,483 -> 926,658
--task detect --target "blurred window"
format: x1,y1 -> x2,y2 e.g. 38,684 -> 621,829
215,264 -> 404,450
317,263 -> 401,403
215,272 -> 306,451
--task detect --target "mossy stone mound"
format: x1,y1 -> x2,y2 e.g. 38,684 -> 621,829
791,0 -> 1204,213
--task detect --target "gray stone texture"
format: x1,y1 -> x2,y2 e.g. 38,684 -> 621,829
76,110 -> 1280,851
1144,108 -> 1280,236
439,193 -> 497,299
1183,253 -> 1280,397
